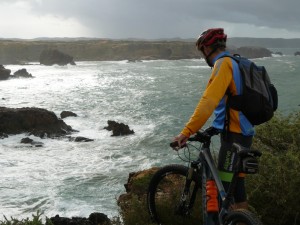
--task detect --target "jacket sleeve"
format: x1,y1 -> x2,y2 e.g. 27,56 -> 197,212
181,58 -> 233,137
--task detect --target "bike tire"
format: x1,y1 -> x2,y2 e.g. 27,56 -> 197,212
224,209 -> 263,225
147,164 -> 202,225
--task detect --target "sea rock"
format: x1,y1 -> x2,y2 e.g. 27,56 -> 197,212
20,137 -> 44,147
294,51 -> 300,56
232,46 -> 272,58
20,137 -> 33,143
0,132 -> 8,139
0,107 -> 73,138
274,52 -> 283,56
104,120 -> 134,136
60,111 -> 78,119
47,212 -> 111,225
67,136 -> 94,142
12,68 -> 33,78
39,49 -> 76,66
0,65 -> 11,80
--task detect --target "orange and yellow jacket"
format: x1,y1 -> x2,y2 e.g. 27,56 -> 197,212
181,51 -> 254,137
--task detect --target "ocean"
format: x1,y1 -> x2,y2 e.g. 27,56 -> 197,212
0,51 -> 300,219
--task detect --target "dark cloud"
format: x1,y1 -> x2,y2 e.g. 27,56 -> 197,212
19,0 -> 300,38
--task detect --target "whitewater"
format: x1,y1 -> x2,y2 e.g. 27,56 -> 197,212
0,51 -> 300,219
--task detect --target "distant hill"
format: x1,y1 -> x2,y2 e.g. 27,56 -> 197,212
1,37 -> 297,64
227,37 -> 300,48
1,37 -> 300,48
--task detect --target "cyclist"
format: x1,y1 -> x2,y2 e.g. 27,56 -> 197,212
174,28 -> 254,210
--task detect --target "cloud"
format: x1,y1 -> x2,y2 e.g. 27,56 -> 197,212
0,0 -> 92,38
1,0 -> 300,38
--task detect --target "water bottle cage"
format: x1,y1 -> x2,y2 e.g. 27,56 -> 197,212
240,156 -> 259,174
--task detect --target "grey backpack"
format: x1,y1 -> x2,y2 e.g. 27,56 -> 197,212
222,54 -> 278,125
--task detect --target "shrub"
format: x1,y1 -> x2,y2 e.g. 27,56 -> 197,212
247,112 -> 300,225
0,211 -> 50,225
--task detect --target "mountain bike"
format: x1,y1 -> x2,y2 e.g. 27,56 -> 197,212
147,127 -> 263,225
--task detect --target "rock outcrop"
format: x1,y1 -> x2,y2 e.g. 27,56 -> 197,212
39,49 -> 76,66
12,68 -> 33,78
295,51 -> 300,56
0,65 -> 11,80
60,111 -> 78,119
117,168 -> 159,215
231,46 -> 272,58
47,212 -> 111,225
104,120 -> 134,136
20,137 -> 44,147
67,136 -> 94,142
0,107 -> 73,138
0,66 -> 33,80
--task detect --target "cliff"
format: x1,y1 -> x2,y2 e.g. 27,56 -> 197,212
0,39 -> 271,65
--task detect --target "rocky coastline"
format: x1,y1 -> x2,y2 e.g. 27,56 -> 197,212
0,39 -> 274,65
0,106 -> 134,145
0,65 -> 33,80
0,106 -> 135,224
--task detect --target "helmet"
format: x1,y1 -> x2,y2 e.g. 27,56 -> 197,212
196,28 -> 227,51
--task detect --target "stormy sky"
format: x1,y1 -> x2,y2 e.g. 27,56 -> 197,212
1,0 -> 300,39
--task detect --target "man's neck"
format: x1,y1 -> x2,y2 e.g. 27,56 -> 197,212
208,48 -> 225,62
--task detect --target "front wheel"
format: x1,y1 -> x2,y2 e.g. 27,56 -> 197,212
224,209 -> 263,225
147,164 -> 202,225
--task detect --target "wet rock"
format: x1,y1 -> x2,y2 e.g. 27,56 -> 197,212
0,107 -> 73,138
47,212 -> 111,225
104,120 -> 134,136
294,51 -> 300,56
0,65 -> 11,80
39,49 -> 76,66
20,137 -> 33,143
74,136 -> 93,142
88,213 -> 111,225
12,68 -> 33,78
0,132 -> 8,139
274,52 -> 283,56
60,111 -> 78,119
20,137 -> 44,147
67,136 -> 94,142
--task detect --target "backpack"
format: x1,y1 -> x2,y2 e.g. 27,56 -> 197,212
221,54 -> 278,126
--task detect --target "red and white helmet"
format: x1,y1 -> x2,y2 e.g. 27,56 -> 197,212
196,28 -> 227,51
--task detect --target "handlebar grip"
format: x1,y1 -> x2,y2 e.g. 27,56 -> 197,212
170,141 -> 179,148
170,141 -> 187,150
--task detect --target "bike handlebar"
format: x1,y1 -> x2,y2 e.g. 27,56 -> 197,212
170,127 -> 220,150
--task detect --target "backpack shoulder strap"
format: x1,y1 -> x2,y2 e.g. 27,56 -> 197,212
217,54 -> 243,140
216,54 -> 236,139
218,54 -> 241,63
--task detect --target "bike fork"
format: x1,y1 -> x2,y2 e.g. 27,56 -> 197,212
176,166 -> 196,216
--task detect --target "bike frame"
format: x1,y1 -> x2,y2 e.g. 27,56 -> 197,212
188,138 -> 241,225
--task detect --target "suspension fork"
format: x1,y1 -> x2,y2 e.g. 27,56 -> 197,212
185,161 -> 201,205
176,161 -> 200,215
